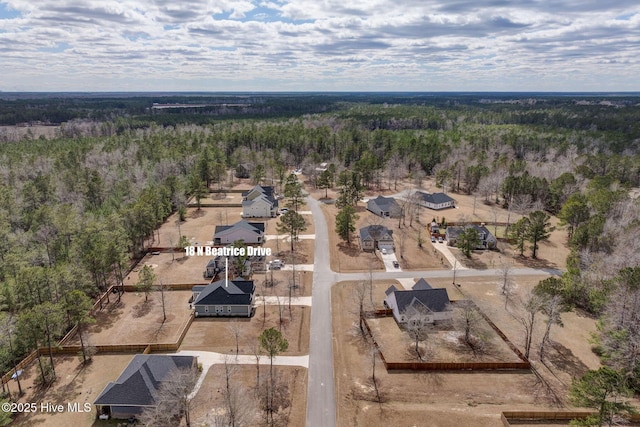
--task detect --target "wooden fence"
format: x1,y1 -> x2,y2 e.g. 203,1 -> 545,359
186,203 -> 242,208
362,306 -> 531,372
501,411 -> 640,426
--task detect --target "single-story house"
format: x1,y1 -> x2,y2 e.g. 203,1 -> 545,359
242,185 -> 278,218
445,224 -> 497,250
359,225 -> 394,252
417,191 -> 456,210
384,281 -> 452,326
94,354 -> 198,420
192,278 -> 255,317
366,195 -> 402,218
213,220 -> 265,245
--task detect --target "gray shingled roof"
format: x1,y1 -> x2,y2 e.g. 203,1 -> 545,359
94,355 -> 195,407
359,225 -> 393,241
193,279 -> 255,306
385,285 -> 398,296
369,195 -> 400,211
412,278 -> 433,290
215,220 -> 265,237
393,288 -> 450,313
419,192 -> 455,204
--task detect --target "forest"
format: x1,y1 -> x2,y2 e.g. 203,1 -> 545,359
1,92 -> 640,402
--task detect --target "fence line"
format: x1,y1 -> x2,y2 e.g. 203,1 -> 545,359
362,305 -> 531,371
501,410 -> 640,425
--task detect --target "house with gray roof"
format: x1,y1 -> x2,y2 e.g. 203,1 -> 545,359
94,354 -> 198,420
366,195 -> 402,218
417,191 -> 456,210
192,278 -> 255,317
242,185 -> 278,218
359,224 -> 394,252
384,280 -> 452,325
213,220 -> 265,245
445,223 -> 497,250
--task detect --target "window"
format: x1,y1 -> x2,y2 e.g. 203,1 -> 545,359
227,306 -> 232,313
215,306 -> 223,313
204,306 -> 209,313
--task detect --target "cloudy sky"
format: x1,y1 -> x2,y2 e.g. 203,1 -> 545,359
0,0 -> 639,92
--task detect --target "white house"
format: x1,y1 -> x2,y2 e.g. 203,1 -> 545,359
242,185 -> 278,218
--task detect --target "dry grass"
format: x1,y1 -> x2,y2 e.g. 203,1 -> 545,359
180,305 -> 310,356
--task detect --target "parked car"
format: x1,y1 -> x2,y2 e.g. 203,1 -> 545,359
438,236 -> 444,243
280,208 -> 289,214
431,236 -> 436,243
381,248 -> 388,254
270,260 -> 284,270
393,261 -> 399,268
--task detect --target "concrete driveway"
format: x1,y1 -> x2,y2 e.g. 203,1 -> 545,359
379,250 -> 401,272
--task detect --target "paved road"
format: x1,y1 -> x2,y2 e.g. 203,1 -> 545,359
305,196 -> 338,427
303,195 -> 561,427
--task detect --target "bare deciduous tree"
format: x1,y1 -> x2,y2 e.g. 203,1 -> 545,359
139,367 -> 200,427
404,308 -> 430,361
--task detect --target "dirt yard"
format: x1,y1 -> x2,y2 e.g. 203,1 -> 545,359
190,364 -> 307,427
331,273 -> 603,427
126,252 -> 211,285
7,354 -> 133,427
257,267 -> 313,297
367,313 -> 523,364
153,206 -> 244,248
70,291 -> 192,346
180,305 -> 310,356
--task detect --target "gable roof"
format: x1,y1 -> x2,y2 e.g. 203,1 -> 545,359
215,220 -> 265,237
368,195 -> 400,211
385,285 -> 399,296
359,225 -> 393,242
391,288 -> 450,313
412,278 -> 433,290
94,355 -> 196,407
192,279 -> 255,306
419,192 -> 455,204
446,224 -> 494,241
243,185 -> 278,205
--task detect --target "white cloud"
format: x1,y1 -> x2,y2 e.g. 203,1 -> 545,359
0,0 -> 638,91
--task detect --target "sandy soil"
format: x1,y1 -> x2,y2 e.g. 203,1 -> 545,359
332,282 -> 543,427
7,354 -> 133,427
69,291 -> 192,346
180,305 -> 310,356
367,314 -> 523,364
331,271 -> 604,427
154,206 -> 244,248
257,268 -> 313,298
190,364 -> 307,427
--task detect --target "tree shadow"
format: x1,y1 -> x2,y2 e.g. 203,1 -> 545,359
132,299 -> 155,318
545,341 -> 590,379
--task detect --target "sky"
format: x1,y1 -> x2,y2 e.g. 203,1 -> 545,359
0,1 -> 639,92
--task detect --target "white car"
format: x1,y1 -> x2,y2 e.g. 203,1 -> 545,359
381,248 -> 388,254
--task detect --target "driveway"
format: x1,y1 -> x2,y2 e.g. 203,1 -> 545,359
431,240 -> 469,270
379,250 -> 401,272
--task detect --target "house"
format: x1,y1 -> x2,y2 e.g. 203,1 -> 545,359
213,220 -> 265,245
203,251 -> 266,279
445,223 -> 497,250
359,225 -> 394,252
366,196 -> 402,218
94,354 -> 198,420
417,191 -> 456,210
235,163 -> 253,179
242,185 -> 278,218
191,278 -> 255,317
384,281 -> 452,325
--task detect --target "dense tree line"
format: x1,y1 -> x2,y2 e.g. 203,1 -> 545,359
1,94 -> 640,398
